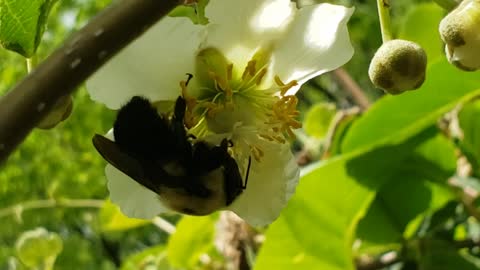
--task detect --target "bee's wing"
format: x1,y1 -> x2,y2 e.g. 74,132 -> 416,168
92,134 -> 159,193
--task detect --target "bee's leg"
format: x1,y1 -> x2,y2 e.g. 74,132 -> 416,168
243,156 -> 251,189
185,73 -> 194,85
171,96 -> 193,158
223,156 -> 245,205
173,96 -> 187,121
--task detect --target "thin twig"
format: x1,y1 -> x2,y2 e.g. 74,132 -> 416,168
152,216 -> 176,234
0,0 -> 181,164
332,68 -> 370,110
0,198 -> 104,219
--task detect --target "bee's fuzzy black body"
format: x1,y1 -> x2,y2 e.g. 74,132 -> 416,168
93,96 -> 247,215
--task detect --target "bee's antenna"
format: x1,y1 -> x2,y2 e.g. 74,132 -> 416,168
185,73 -> 194,86
243,156 -> 251,189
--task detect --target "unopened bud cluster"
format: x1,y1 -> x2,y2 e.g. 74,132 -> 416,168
37,95 -> 73,129
439,0 -> 480,71
368,39 -> 427,95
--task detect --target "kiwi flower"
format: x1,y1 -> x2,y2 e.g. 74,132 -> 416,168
87,0 -> 354,226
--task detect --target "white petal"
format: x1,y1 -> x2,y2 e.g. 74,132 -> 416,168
227,142 -> 300,227
87,17 -> 204,109
204,0 -> 295,67
273,4 -> 354,95
106,164 -> 171,219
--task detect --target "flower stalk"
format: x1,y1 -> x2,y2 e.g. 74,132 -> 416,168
376,0 -> 393,42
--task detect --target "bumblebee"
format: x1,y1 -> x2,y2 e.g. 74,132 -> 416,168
92,95 -> 249,215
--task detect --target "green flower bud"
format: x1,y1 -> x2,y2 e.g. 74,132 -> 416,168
37,95 -> 73,129
439,0 -> 480,71
368,39 -> 427,95
15,228 -> 63,268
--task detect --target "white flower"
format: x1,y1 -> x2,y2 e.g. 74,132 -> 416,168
87,0 -> 354,227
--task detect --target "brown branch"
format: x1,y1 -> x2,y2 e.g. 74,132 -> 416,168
0,0 -> 181,164
332,68 -> 371,110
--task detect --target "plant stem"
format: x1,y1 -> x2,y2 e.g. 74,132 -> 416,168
376,0 -> 393,42
152,216 -> 176,234
0,198 -> 105,219
0,0 -> 181,164
332,68 -> 370,110
26,55 -> 38,73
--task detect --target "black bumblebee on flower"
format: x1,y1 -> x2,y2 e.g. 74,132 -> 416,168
93,94 -> 251,216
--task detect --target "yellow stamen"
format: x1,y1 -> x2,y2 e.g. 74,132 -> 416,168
264,94 -> 302,142
227,63 -> 233,81
255,68 -> 268,86
274,75 -> 285,86
242,60 -> 257,80
251,145 -> 264,162
208,70 -> 233,102
179,79 -> 199,128
274,75 -> 298,96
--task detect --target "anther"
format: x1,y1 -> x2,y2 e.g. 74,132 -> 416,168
227,64 -> 233,81
255,68 -> 267,86
242,60 -> 257,80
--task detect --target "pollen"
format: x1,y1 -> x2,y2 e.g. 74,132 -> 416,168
264,95 -> 301,141
183,49 -> 302,163
250,75 -> 302,143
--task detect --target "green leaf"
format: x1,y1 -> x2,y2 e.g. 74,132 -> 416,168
458,99 -> 480,175
257,58 -> 480,269
255,130 -> 434,270
167,215 -> 216,268
356,133 -> 456,254
409,133 -> 457,182
303,103 -> 336,138
98,200 -> 150,232
419,239 -> 480,270
328,110 -> 360,156
121,245 -> 171,270
0,0 -> 57,57
342,60 -> 480,152
169,0 -> 209,25
399,3 -> 445,62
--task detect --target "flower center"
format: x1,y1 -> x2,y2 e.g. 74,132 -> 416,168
179,47 -> 301,161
